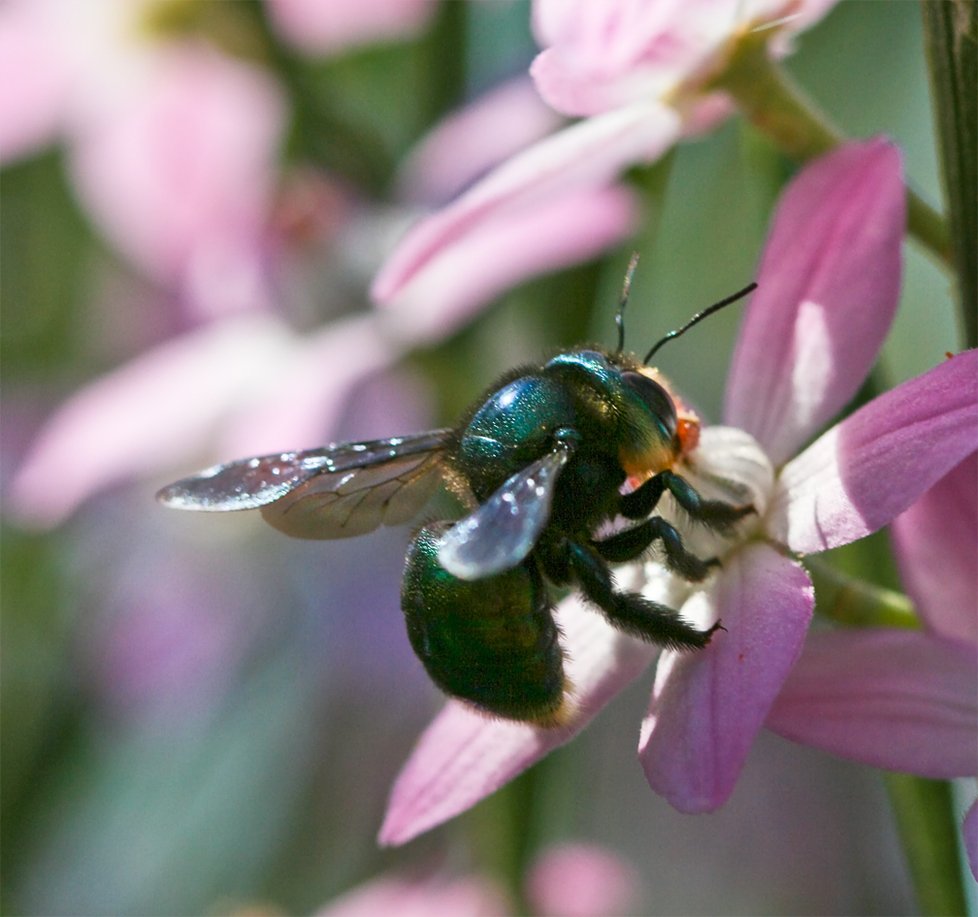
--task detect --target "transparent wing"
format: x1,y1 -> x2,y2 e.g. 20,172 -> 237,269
156,429 -> 453,539
437,443 -> 573,580
260,444 -> 449,539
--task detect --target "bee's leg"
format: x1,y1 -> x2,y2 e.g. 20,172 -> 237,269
659,470 -> 755,532
620,469 -> 754,530
618,472 -> 666,519
592,517 -> 718,581
563,541 -> 720,650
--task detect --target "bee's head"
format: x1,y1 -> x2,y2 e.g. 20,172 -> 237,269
543,350 -> 689,477
599,256 -> 755,476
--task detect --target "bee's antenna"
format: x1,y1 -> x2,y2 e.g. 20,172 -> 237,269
643,282 -> 757,364
615,251 -> 641,354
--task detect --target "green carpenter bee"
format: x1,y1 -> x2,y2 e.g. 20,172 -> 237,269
157,264 -> 756,726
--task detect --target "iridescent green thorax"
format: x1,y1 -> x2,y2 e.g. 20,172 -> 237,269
456,374 -> 578,501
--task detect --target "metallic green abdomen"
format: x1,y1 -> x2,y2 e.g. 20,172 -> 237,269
401,523 -> 565,723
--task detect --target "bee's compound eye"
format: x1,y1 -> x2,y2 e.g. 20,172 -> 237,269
622,371 -> 677,439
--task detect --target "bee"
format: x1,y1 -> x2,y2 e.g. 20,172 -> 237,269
157,261 -> 756,726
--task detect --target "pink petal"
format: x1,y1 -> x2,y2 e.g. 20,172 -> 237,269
8,313 -> 403,529
764,0 -> 846,59
7,316 -> 294,528
965,801 -> 978,882
217,313 -> 400,456
380,703 -> 547,847
267,0 -> 437,56
639,543 -> 813,812
379,597 -> 656,845
68,45 -> 285,290
398,77 -> 563,206
766,630 -> 977,778
724,139 -> 905,465
379,185 -> 638,346
0,3 -> 71,161
768,350 -> 978,554
371,102 -> 681,305
890,453 -> 977,644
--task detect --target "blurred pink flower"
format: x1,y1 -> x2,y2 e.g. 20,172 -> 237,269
267,0 -> 437,55
70,44 -> 285,316
0,0 -> 286,316
8,313 -> 401,528
372,0 -> 842,333
378,139 -> 978,844
530,0 -> 838,118
397,77 -> 564,208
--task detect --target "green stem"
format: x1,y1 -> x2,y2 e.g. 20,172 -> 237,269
921,0 -> 978,347
885,774 -> 969,916
805,559 -> 919,630
469,761 -> 551,915
713,39 -> 952,268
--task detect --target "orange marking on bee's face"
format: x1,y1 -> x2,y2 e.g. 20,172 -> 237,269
677,413 -> 700,455
619,439 -> 678,482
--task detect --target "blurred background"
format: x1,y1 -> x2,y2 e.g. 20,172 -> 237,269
1,1 -> 963,914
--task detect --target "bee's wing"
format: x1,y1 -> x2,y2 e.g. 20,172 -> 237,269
437,443 -> 573,581
156,429 -> 454,540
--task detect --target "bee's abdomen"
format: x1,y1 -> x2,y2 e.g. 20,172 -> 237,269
402,523 -> 566,724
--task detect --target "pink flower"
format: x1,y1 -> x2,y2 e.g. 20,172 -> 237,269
0,1 -> 72,161
378,139 -> 978,844
530,0 -> 839,118
69,44 -> 285,314
0,0 -> 286,316
372,0 -> 841,328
